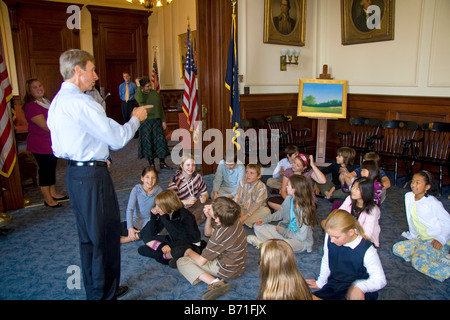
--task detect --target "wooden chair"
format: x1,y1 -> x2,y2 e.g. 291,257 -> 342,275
336,117 -> 382,164
240,118 -> 265,164
13,104 -> 29,144
265,115 -> 310,156
18,151 -> 37,188
406,122 -> 450,196
370,120 -> 419,186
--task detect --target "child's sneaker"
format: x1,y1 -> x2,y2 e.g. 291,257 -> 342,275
247,235 -> 263,249
438,253 -> 450,266
201,279 -> 230,300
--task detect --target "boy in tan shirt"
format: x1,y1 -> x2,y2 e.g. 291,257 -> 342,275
234,163 -> 271,228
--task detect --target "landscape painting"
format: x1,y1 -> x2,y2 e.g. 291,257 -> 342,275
297,79 -> 348,119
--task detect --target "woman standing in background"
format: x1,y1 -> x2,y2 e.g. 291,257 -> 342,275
23,79 -> 68,208
134,77 -> 170,170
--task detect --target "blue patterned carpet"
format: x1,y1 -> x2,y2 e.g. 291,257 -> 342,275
1,138 -> 449,300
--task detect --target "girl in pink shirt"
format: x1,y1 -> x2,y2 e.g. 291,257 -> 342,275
337,177 -> 381,247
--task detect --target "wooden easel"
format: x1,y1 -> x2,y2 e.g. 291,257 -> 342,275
314,65 -> 333,166
319,64 -> 333,80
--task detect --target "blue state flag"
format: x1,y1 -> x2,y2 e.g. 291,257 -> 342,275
225,12 -> 241,150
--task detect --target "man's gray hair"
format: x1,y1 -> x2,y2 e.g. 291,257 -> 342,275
59,49 -> 95,80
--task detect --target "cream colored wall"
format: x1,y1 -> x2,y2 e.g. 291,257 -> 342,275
238,0 -> 317,94
238,0 -> 450,97
149,0 -> 196,89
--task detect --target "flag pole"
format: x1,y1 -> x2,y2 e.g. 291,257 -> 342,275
230,0 -> 237,128
185,16 -> 195,155
226,0 -> 241,152
187,16 -> 194,156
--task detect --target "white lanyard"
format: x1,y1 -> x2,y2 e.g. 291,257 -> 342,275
184,174 -> 195,197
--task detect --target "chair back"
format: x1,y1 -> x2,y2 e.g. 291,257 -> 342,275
416,122 -> 450,162
266,115 -> 293,143
339,117 -> 382,149
266,115 -> 309,152
240,118 -> 266,161
373,120 -> 419,156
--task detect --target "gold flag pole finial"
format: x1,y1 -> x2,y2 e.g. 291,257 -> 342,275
231,0 -> 237,14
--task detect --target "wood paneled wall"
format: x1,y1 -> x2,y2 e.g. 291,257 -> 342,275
197,0 -> 234,174
87,5 -> 151,123
240,93 -> 450,160
3,0 -> 81,210
4,0 -> 81,100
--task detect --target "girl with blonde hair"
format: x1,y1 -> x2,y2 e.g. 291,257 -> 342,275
258,239 -> 313,300
168,153 -> 210,225
306,209 -> 386,300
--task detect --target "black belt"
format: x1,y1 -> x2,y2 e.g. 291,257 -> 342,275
68,160 -> 107,167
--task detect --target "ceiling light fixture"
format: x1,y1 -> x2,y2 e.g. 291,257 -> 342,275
126,0 -> 173,10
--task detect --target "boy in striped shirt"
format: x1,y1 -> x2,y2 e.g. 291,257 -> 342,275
177,197 -> 247,300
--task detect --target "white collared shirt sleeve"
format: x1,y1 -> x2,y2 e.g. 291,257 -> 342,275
272,158 -> 290,178
48,82 -> 140,161
316,233 -> 331,289
353,246 -> 387,293
404,192 -> 450,245
315,234 -> 387,292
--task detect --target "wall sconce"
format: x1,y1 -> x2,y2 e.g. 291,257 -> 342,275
280,49 -> 300,71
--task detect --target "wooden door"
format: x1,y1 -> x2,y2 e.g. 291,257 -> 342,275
87,5 -> 150,123
104,59 -> 138,123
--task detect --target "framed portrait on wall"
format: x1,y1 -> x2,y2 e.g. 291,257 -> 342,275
297,79 -> 348,119
263,0 -> 306,46
178,30 -> 197,78
341,0 -> 395,45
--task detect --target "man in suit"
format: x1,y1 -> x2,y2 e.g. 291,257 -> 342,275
273,0 -> 296,35
353,0 -> 375,33
119,72 -> 137,123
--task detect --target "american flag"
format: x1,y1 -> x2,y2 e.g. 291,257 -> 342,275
151,55 -> 160,93
0,53 -> 16,178
182,27 -> 199,144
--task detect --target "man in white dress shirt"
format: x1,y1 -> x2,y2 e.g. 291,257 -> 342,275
47,49 -> 147,300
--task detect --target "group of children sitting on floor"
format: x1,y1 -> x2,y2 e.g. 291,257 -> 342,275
119,145 -> 450,300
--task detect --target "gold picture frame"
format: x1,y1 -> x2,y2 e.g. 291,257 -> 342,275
297,79 -> 348,119
341,0 -> 395,45
178,30 -> 197,78
263,0 -> 306,47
